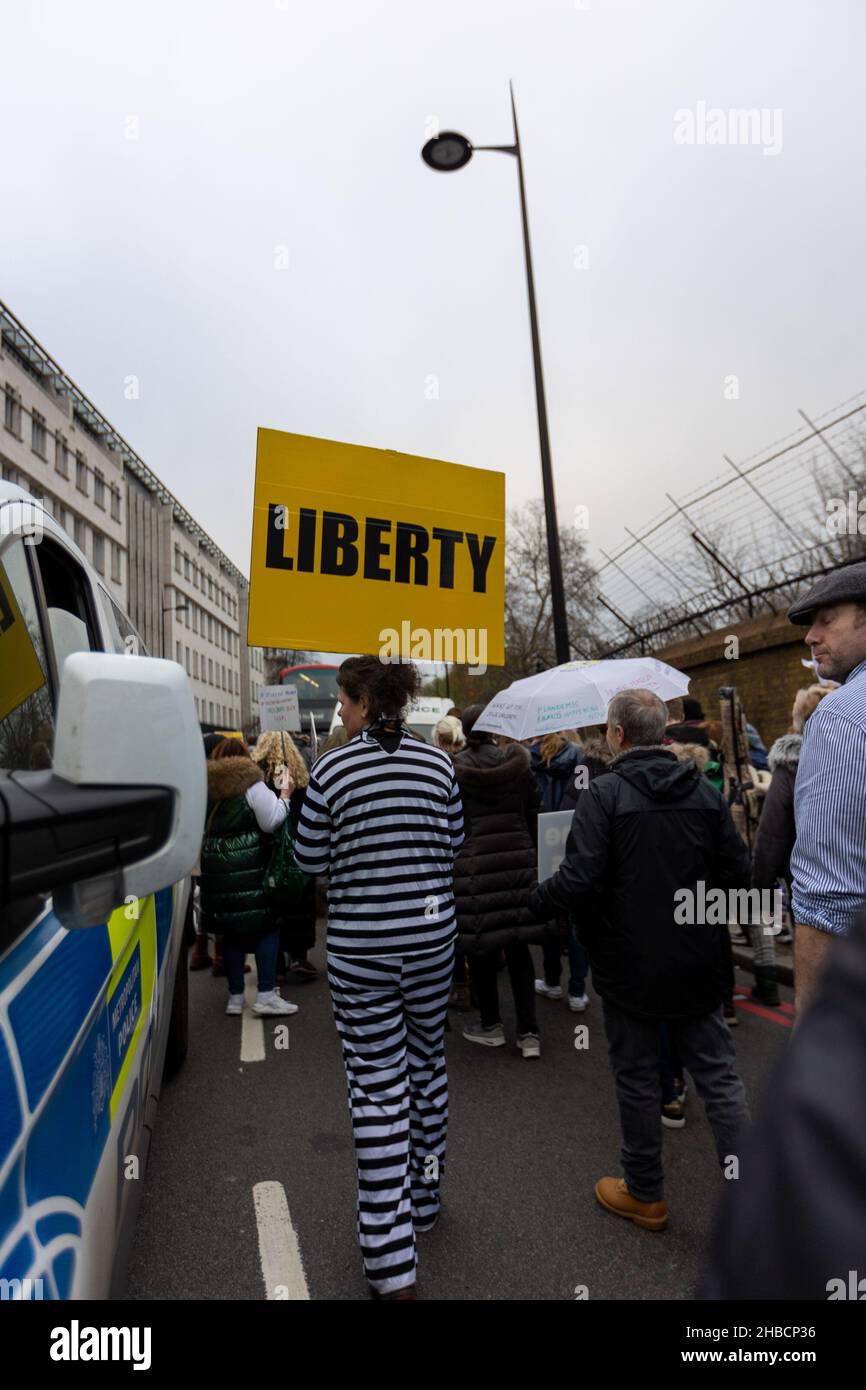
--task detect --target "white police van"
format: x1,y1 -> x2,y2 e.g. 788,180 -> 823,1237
0,482 -> 205,1299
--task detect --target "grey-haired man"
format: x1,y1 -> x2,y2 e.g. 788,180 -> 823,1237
527,688 -> 751,1232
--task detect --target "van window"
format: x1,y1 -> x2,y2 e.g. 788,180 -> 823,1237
0,539 -> 55,771
34,537 -> 100,677
97,585 -> 148,656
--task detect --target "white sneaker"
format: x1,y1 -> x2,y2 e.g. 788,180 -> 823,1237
253,989 -> 298,1016
226,993 -> 244,1016
517,1032 -> 541,1058
568,993 -> 590,1012
534,979 -> 563,1000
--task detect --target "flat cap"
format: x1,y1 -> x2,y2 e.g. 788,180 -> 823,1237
788,560 -> 866,624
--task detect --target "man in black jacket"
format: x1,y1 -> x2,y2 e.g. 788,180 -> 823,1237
526,688 -> 752,1232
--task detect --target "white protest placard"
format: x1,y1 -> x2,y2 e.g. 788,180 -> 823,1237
537,809 -> 574,882
259,684 -> 301,733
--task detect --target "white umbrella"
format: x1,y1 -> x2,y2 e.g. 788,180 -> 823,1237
472,658 -> 690,741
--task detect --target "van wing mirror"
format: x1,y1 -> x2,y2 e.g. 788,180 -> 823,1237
47,652 -> 206,925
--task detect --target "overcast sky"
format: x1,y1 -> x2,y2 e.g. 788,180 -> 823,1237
3,0 -> 865,588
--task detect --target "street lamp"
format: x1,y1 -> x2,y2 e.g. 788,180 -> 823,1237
161,596 -> 189,660
421,84 -> 571,665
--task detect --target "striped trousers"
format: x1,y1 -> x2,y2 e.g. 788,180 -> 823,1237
327,941 -> 454,1295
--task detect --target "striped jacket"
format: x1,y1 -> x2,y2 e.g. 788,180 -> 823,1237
293,726 -> 465,958
791,657 -> 866,936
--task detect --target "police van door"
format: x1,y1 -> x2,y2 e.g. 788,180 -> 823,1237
0,533 -> 163,1299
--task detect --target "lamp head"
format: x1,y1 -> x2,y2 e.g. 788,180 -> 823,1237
421,132 -> 474,172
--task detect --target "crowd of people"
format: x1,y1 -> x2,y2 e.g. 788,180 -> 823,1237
187,559 -> 866,1300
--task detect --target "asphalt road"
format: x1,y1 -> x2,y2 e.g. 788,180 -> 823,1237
125,933 -> 791,1302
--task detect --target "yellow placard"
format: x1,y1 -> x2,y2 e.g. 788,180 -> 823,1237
0,562 -> 44,721
248,431 -> 505,664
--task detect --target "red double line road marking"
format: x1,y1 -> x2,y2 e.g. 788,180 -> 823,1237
735,994 -> 793,1028
742,987 -> 795,1016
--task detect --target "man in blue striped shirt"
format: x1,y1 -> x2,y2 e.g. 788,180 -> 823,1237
788,561 -> 866,1012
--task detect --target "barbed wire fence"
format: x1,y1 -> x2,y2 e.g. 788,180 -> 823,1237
589,390 -> 866,657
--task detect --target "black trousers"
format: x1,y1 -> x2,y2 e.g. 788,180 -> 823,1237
470,942 -> 538,1035
601,998 -> 750,1202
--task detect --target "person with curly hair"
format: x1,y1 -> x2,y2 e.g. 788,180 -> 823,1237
252,730 -> 319,982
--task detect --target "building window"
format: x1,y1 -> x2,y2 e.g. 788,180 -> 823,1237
75,452 -> 88,494
31,410 -> 47,459
184,555 -> 191,581
185,645 -> 191,674
192,605 -> 198,635
208,658 -> 213,684
177,641 -> 183,665
92,533 -> 105,575
74,516 -> 86,550
4,384 -> 22,435
193,650 -> 199,679
94,470 -> 105,509
174,546 -> 182,574
235,671 -> 239,694
110,486 -> 121,522
54,434 -> 69,477
209,701 -> 214,723
110,543 -> 121,583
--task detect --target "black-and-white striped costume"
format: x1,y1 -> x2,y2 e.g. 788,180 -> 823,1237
294,724 -> 465,1294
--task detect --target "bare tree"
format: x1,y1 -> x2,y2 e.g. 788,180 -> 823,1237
504,499 -> 599,674
420,499 -> 600,705
263,648 -> 312,685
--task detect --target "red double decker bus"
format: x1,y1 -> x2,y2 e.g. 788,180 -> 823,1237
278,662 -> 340,728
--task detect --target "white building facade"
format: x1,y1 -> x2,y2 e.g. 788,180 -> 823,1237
1,299 -> 266,733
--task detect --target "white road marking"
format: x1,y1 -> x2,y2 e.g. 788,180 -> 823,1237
253,1181 -> 310,1300
240,957 -> 265,1063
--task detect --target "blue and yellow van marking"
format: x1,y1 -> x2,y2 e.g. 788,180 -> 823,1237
0,883 -> 178,1296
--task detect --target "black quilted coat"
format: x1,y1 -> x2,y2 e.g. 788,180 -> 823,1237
200,757 -> 272,939
452,741 -> 551,955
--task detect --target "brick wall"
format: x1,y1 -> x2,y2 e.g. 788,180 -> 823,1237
653,612 -> 817,747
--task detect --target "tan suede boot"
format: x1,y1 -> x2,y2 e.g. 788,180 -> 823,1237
595,1177 -> 668,1231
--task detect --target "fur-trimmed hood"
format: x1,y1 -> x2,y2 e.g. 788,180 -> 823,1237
609,745 -> 702,803
768,732 -> 802,773
454,741 -> 531,789
207,756 -> 264,802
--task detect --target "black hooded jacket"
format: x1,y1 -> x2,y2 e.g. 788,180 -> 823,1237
453,741 -> 551,954
527,746 -> 751,1019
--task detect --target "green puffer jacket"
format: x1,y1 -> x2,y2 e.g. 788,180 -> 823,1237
200,757 -> 273,939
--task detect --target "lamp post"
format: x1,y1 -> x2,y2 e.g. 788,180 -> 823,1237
421,83 -> 571,665
161,593 -> 189,660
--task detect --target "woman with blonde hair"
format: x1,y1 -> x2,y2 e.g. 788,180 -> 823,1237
750,684 -> 833,1003
252,730 -> 318,981
434,714 -> 466,758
